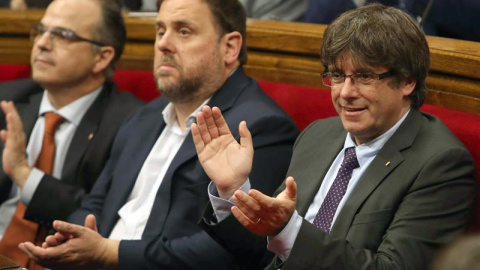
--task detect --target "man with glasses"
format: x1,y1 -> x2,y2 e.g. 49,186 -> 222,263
192,3 -> 475,269
0,0 -> 143,268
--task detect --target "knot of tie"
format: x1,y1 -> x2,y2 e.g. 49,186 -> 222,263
43,112 -> 65,136
342,147 -> 360,171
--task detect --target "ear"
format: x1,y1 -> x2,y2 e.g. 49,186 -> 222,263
401,77 -> 416,97
222,31 -> 242,67
92,46 -> 115,75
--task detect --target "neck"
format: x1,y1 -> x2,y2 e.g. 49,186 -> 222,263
173,99 -> 205,132
43,77 -> 105,109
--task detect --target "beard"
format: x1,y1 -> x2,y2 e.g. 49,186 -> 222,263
154,55 -> 213,104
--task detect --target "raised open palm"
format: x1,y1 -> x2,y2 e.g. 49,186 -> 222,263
192,106 -> 253,199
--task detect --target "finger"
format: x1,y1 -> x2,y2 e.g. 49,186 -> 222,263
19,242 -> 44,259
284,176 -> 297,201
195,110 -> 212,145
191,123 -> 205,154
247,189 -> 278,211
202,106 -> 220,139
5,102 -> 23,134
18,243 -> 37,260
52,220 -> 85,238
231,206 -> 255,227
0,130 -> 6,144
232,190 -> 261,221
238,121 -> 253,153
211,107 -> 232,136
84,214 -> 98,231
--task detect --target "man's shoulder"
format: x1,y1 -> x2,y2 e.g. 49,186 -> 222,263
0,78 -> 43,103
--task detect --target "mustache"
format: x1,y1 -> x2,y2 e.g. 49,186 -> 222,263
33,52 -> 54,65
158,55 -> 179,69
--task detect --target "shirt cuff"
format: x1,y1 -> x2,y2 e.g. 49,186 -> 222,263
20,168 -> 44,205
267,210 -> 302,262
208,179 -> 251,223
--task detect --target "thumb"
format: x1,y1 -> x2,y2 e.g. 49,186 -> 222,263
239,121 -> 253,151
284,176 -> 297,201
84,214 -> 98,231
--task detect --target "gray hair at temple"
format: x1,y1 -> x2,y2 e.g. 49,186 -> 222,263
157,0 -> 248,65
321,3 -> 430,108
92,0 -> 126,79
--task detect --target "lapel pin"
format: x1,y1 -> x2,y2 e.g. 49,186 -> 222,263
88,133 -> 94,140
385,161 -> 391,166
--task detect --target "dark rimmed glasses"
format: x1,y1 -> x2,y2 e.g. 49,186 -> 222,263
30,24 -> 105,47
322,70 -> 395,88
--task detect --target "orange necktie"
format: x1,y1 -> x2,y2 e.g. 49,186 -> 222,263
0,112 -> 64,270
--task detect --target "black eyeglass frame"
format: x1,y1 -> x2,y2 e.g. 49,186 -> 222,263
321,70 -> 395,87
30,24 -> 106,47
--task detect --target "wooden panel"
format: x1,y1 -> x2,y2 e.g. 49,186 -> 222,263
0,10 -> 479,114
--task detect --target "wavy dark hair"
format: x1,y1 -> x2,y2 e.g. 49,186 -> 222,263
321,3 -> 430,108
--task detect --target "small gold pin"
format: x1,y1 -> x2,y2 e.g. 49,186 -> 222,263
88,133 -> 94,140
385,161 -> 391,166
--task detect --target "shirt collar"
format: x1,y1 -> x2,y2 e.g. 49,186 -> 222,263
344,109 -> 410,167
162,97 -> 212,129
38,86 -> 103,126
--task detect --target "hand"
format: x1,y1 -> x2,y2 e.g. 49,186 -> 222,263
0,101 -> 31,187
192,106 -> 253,199
19,215 -> 119,270
231,177 -> 297,237
10,0 -> 27,10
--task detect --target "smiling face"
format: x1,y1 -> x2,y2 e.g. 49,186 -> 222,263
331,54 -> 415,145
154,0 -> 228,104
30,0 -> 103,92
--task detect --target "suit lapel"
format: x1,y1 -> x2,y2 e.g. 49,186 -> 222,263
330,109 -> 424,237
295,127 -> 345,216
61,83 -> 111,184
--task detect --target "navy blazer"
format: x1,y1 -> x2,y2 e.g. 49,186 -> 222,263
0,79 -> 144,225
68,68 -> 299,270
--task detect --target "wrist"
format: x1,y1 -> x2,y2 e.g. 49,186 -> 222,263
11,165 -> 32,188
97,239 -> 119,269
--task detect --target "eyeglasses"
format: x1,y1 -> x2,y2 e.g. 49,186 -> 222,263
322,70 -> 394,88
30,24 -> 105,47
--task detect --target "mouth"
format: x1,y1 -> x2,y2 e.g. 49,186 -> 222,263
33,56 -> 54,66
342,106 -> 366,116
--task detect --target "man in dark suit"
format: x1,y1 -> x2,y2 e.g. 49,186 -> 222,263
193,4 -> 476,270
0,0 -> 143,268
18,0 -> 298,269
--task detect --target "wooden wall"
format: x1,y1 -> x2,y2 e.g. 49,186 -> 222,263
0,9 -> 479,114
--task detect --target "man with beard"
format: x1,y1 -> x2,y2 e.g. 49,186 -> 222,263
18,0 -> 299,269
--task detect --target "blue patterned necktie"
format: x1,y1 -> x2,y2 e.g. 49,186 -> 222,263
313,147 -> 359,233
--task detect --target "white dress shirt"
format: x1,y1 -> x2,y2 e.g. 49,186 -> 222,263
0,87 -> 101,240
109,99 -> 210,241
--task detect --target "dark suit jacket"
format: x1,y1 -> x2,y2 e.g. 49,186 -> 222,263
0,79 -> 144,226
68,68 -> 299,270
202,109 -> 476,270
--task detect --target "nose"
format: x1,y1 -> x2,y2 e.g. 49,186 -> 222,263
34,31 -> 54,50
155,31 -> 176,54
338,76 -> 359,99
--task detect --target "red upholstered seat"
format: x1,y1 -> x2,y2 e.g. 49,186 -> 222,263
0,64 -> 479,230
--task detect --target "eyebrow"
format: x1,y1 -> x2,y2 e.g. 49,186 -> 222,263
155,19 -> 197,30
38,22 -> 76,33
